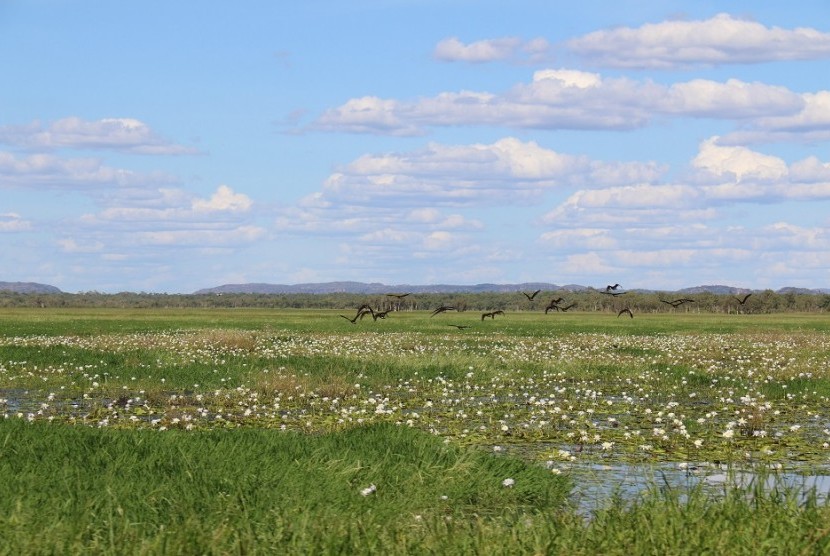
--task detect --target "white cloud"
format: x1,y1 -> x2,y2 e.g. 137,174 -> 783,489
539,228 -> 617,249
54,183 -> 265,265
0,151 -> 175,189
0,117 -> 199,155
433,36 -> 551,64
135,225 -> 265,246
313,96 -> 421,136
692,137 -> 788,182
311,70 -> 806,135
57,238 -> 104,253
434,36 -> 522,63
192,185 -> 253,213
0,212 -> 32,232
614,249 -> 697,267
325,137 -> 661,207
567,13 -> 830,68
763,222 -> 829,249
664,79 -> 803,118
720,91 -> 830,144
789,156 -> 830,182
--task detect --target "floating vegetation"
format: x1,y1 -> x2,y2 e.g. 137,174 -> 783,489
3,319 -> 829,477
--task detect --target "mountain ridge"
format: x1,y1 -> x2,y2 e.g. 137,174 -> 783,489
0,281 -> 63,294
2,281 -> 828,295
193,282 -> 830,295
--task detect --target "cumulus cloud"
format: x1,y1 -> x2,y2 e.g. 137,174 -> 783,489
192,185 -> 253,213
719,91 -> 830,145
0,151 -> 174,189
310,70 -> 806,135
0,212 -> 32,232
58,184 -> 265,262
763,222 -> 829,249
433,36 -> 551,63
0,117 -> 200,155
692,137 -> 789,182
664,79 -> 803,118
327,137 -> 661,205
567,13 -> 830,68
543,138 -> 830,229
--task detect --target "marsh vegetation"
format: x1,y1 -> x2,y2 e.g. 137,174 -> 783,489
1,307 -> 829,553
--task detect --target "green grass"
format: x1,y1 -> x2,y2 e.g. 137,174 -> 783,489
1,419 -> 828,555
2,308 -> 830,553
0,419 -> 570,554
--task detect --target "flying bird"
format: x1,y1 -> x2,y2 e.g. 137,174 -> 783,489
606,284 -> 622,291
661,298 -> 695,308
386,293 -> 411,299
339,304 -> 374,323
522,290 -> 541,301
617,308 -> 634,318
372,309 -> 393,320
481,310 -> 504,320
449,324 -> 470,330
735,293 -> 752,305
430,305 -> 456,317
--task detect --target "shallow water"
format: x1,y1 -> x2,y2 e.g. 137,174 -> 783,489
560,460 -> 830,516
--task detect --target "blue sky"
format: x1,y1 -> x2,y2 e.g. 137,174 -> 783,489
2,1 -> 830,293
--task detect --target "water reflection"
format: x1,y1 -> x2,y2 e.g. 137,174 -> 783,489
556,461 -> 830,516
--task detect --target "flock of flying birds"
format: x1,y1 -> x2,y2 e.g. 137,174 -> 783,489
338,287 -> 755,327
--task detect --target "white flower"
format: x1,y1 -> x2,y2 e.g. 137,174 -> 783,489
360,484 -> 377,497
722,429 -> 735,439
502,478 -> 515,488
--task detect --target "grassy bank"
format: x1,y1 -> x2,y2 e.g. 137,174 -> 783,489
1,419 -> 828,554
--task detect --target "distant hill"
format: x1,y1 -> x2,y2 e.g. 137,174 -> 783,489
676,284 -> 751,295
195,281 -> 830,295
0,281 -> 63,294
678,284 -> 830,295
194,281 -> 590,295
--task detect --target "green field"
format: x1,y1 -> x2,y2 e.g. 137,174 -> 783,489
2,308 -> 830,554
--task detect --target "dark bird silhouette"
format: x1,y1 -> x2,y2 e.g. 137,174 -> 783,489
606,284 -> 622,291
386,293 -> 411,299
340,304 -> 374,323
481,310 -> 504,320
617,308 -> 634,318
449,324 -> 470,330
372,309 -> 392,320
340,312 -> 363,324
735,293 -> 752,305
601,290 -> 627,296
430,305 -> 456,317
661,298 -> 695,308
522,289 -> 541,301
558,303 -> 576,312
543,297 -> 565,314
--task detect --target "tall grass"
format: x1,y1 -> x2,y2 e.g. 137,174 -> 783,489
1,419 -> 829,554
0,419 -> 569,554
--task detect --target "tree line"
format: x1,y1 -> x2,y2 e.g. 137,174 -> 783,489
2,290 -> 829,313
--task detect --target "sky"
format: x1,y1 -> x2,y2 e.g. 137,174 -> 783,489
2,1 -> 830,293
